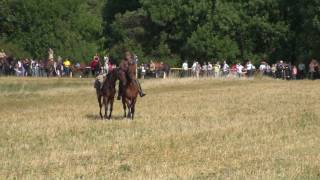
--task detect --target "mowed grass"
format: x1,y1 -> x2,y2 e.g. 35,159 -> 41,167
0,77 -> 320,179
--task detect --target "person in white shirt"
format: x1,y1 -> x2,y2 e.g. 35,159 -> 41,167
191,61 -> 197,77
259,62 -> 267,76
15,60 -> 23,76
246,61 -> 254,77
236,63 -> 244,78
196,62 -> 201,79
182,61 -> 188,77
207,62 -> 213,77
223,61 -> 229,77
140,64 -> 146,79
103,55 -> 109,74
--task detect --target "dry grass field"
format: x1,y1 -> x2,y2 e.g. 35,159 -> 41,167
0,77 -> 320,179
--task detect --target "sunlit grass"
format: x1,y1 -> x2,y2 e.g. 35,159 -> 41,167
0,77 -> 319,179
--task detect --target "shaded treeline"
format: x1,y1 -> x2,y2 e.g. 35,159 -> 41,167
1,0 -> 320,65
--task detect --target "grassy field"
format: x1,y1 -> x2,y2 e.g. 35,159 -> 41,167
0,77 -> 320,179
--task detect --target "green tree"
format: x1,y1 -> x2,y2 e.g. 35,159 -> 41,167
0,0 -> 102,62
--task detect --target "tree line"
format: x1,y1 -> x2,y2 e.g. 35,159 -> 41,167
1,0 -> 320,66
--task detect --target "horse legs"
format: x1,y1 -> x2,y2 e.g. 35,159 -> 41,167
126,99 -> 132,119
131,98 -> 137,120
104,97 -> 109,120
122,98 -> 127,118
98,95 -> 103,119
108,98 -> 114,120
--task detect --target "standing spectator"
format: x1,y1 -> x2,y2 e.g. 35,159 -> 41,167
214,62 -> 221,78
298,62 -> 306,80
182,61 -> 188,77
35,60 -> 40,77
63,58 -> 71,76
309,59 -> 319,80
266,64 -> 272,76
48,48 -> 54,61
56,57 -> 63,77
31,59 -> 37,77
140,64 -> 146,79
104,54 -> 109,64
16,60 -> 23,76
202,62 -> 208,77
236,63 -> 244,78
292,65 -> 298,80
94,53 -> 100,62
271,64 -> 277,78
222,61 -> 229,77
196,62 -> 201,79
103,54 -> 110,74
38,60 -> 44,77
191,61 -> 197,77
23,59 -> 30,76
150,60 -> 156,72
207,62 -> 213,77
276,60 -> 285,79
231,64 -> 237,77
259,61 -> 267,76
246,61 -> 254,77
91,56 -> 100,76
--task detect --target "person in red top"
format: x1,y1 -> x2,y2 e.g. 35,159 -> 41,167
91,54 -> 100,76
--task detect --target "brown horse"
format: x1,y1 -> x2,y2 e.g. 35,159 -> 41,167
120,62 -> 139,120
96,69 -> 118,119
150,61 -> 170,79
44,60 -> 55,77
70,63 -> 91,78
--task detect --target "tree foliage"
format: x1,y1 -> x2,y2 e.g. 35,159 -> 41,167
1,0 -> 320,64
0,0 -> 103,61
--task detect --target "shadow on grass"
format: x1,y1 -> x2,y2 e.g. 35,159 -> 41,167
85,114 -> 128,121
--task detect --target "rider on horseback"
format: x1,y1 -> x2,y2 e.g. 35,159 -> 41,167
117,51 -> 146,100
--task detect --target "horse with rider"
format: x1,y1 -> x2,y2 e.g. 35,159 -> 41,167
94,51 -> 146,120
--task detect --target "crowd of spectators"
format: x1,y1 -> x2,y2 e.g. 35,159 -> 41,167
1,48 -> 320,80
180,59 -> 320,80
0,49 -> 113,78
0,49 -> 77,77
